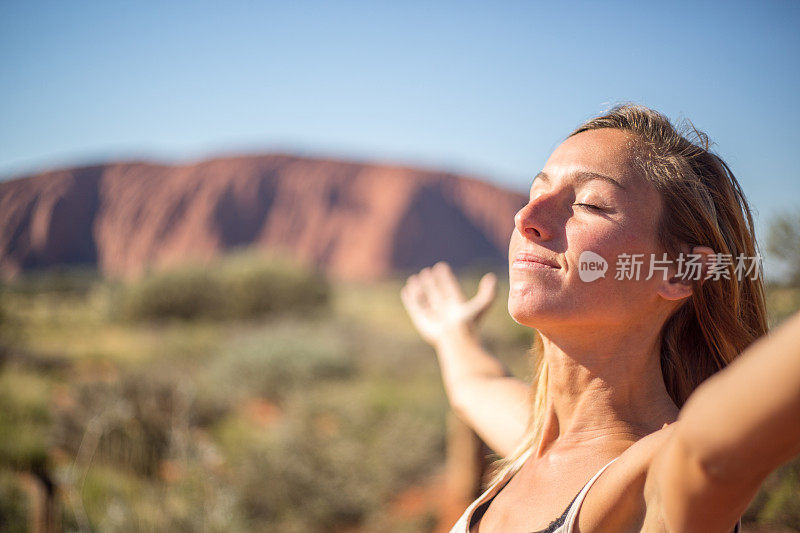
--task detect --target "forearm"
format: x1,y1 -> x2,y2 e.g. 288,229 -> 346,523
433,325 -> 530,456
433,325 -> 514,408
675,309 -> 800,481
399,264 -> 529,454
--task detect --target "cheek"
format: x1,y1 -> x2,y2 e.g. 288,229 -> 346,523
565,221 -> 653,270
565,223 -> 617,269
564,222 -> 663,309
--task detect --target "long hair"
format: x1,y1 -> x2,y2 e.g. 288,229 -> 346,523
485,103 -> 769,488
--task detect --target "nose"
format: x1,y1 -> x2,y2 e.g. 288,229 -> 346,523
514,194 -> 554,240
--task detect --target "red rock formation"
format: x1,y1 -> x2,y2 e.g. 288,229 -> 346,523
0,154 -> 527,281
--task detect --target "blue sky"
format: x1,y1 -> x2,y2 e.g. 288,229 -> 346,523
1,1 -> 799,275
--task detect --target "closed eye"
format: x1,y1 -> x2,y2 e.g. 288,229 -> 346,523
573,203 -> 603,211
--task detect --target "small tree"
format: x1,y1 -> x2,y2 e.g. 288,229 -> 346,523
766,211 -> 800,286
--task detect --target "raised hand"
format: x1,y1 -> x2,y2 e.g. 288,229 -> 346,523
400,261 -> 498,347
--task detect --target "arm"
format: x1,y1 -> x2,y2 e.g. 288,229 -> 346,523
647,309 -> 800,532
433,326 -> 530,457
400,261 -> 530,457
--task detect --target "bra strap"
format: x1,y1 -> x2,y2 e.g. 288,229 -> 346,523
561,457 -> 619,532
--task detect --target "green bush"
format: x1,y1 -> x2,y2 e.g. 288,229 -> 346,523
221,251 -> 329,318
118,266 -> 228,321
117,251 -> 330,322
52,366 -> 193,478
0,287 -> 6,354
745,455 -> 800,529
195,318 -> 357,419
766,210 -> 800,286
66,463 -> 247,532
3,266 -> 101,297
49,318 -> 445,531
214,380 -> 446,531
51,362 -> 249,531
0,469 -> 28,533
0,369 -> 51,471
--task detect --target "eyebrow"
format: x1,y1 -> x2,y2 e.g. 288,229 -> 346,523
533,170 -> 625,190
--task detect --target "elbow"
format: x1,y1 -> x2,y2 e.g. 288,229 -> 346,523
448,391 -> 471,422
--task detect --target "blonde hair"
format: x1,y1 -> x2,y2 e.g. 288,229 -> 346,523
485,103 -> 769,488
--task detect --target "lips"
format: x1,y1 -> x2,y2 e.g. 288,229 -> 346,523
512,251 -> 561,269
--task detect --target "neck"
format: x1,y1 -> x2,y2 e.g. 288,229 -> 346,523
533,318 -> 680,459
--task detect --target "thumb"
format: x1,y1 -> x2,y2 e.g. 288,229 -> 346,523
464,272 -> 497,319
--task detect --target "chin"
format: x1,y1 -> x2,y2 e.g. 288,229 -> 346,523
508,299 -> 557,328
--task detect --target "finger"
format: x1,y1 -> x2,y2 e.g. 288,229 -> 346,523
419,267 -> 444,308
400,283 -> 417,313
401,281 -> 433,328
463,272 -> 498,319
404,275 -> 430,311
432,261 -> 464,302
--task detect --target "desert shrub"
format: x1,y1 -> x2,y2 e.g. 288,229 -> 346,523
767,210 -> 800,286
214,379 -> 446,531
117,251 -> 330,322
195,318 -> 357,421
221,251 -> 330,319
52,362 -> 251,531
0,286 -> 25,353
3,266 -> 101,297
67,463 -> 247,533
52,366 -> 194,478
0,287 -> 6,357
744,455 -> 800,529
117,266 -> 228,321
0,284 -> 5,328
0,469 -> 28,533
50,319 -> 445,531
0,369 -> 51,471
765,283 -> 800,327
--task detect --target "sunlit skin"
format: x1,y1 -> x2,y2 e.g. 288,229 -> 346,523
508,128 -> 713,454
401,127 -> 719,531
401,126 -> 800,532
510,128 -> 690,332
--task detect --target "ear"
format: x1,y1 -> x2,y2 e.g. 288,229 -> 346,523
657,245 -> 716,302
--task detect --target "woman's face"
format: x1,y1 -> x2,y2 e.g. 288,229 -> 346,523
508,128 -> 671,330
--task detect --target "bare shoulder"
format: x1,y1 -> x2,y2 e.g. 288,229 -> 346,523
575,423 -> 680,533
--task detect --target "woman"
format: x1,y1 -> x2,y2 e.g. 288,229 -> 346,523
400,104 -> 800,532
